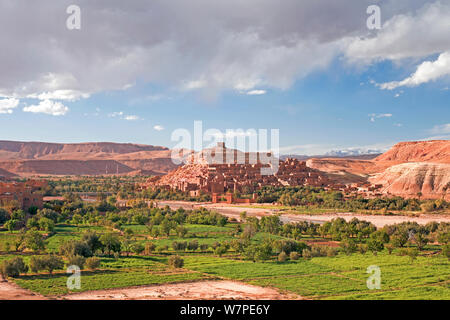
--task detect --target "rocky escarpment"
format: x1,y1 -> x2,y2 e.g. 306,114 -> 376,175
374,140 -> 450,163
369,162 -> 450,200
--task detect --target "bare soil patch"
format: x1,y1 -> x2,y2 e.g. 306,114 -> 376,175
61,280 -> 300,300
0,280 -> 46,300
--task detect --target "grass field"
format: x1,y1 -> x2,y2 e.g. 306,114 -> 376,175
2,221 -> 449,299
182,252 -> 450,299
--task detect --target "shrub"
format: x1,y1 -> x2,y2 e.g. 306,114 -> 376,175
144,242 -> 156,255
67,255 -> 86,269
85,257 -> 101,270
302,248 -> 312,259
187,240 -> 199,251
385,243 -> 394,254
358,244 -> 368,254
340,239 -> 357,255
131,243 -> 145,255
0,257 -> 28,279
278,251 -> 287,262
214,246 -> 228,257
289,251 -> 300,260
407,248 -> 419,263
168,255 -> 184,268
442,244 -> 450,261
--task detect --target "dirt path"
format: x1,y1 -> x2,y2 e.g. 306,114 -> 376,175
157,201 -> 450,228
0,280 -> 46,300
61,280 -> 299,300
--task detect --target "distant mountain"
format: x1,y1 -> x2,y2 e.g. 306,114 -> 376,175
281,153 -> 381,161
0,141 -> 179,177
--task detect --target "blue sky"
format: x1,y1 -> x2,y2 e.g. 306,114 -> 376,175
0,1 -> 449,155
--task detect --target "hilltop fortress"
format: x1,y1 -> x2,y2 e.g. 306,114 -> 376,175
142,143 -> 331,196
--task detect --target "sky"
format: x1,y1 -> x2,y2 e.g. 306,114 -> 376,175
0,0 -> 449,155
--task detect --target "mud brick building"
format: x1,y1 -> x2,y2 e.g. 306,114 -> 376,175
0,180 -> 47,210
142,143 -> 331,198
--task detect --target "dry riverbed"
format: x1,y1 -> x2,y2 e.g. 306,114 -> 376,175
61,280 -> 298,300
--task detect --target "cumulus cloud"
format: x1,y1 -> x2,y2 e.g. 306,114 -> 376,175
369,113 -> 392,122
0,0 -> 448,101
153,125 -> 164,131
109,111 -> 141,121
0,98 -> 19,114
23,100 -> 69,116
246,90 -> 266,95
124,115 -> 140,121
379,51 -> 450,90
345,2 -> 450,62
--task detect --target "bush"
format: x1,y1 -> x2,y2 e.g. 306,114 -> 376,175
67,255 -> 86,269
187,240 -> 199,251
144,242 -> 156,255
358,244 -> 368,254
41,255 -> 64,274
340,239 -> 357,255
442,244 -> 450,261
278,251 -> 287,262
168,255 -> 184,268
385,243 -> 394,254
0,257 -> 28,279
289,251 -> 300,260
85,257 -> 101,270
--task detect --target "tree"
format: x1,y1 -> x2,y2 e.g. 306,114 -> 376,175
0,257 -> 28,279
442,244 -> 450,261
168,255 -> 184,268
390,230 -> 409,248
367,238 -> 384,256
67,255 -> 86,269
340,238 -> 357,255
407,248 -> 419,263
144,242 -> 156,255
100,233 -> 121,256
41,255 -> 64,274
412,232 -> 429,251
131,242 -> 145,255
38,217 -> 55,232
59,240 -> 92,258
176,226 -> 188,238
82,232 -> 103,253
0,208 -> 9,225
24,230 -> 46,252
85,257 -> 101,270
5,219 -> 19,232
214,245 -> 228,257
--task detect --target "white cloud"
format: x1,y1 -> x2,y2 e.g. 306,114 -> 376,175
345,2 -> 450,62
108,111 -> 124,118
246,90 -> 266,95
22,99 -> 69,116
153,125 -> 165,131
109,111 -> 141,121
379,51 -> 450,90
124,115 -> 140,121
0,98 -> 19,114
429,123 -> 450,135
369,113 -> 392,122
0,1 -> 448,101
